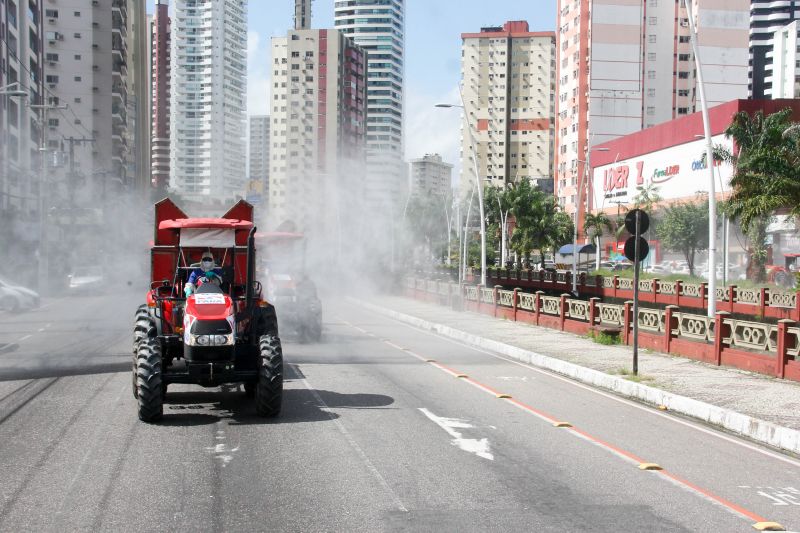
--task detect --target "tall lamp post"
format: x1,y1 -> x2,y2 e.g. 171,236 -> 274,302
684,0 -> 717,317
435,97 -> 487,286
572,147 -> 609,292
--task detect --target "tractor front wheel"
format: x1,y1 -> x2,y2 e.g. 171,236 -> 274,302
135,338 -> 164,422
255,334 -> 283,417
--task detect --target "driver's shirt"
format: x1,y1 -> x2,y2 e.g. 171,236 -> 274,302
187,267 -> 223,286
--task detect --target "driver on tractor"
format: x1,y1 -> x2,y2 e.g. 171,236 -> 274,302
184,251 -> 223,297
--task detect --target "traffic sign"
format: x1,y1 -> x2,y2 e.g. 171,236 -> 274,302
624,209 -> 650,235
624,236 -> 649,263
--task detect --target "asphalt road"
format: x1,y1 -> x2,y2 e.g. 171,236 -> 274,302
0,290 -> 799,532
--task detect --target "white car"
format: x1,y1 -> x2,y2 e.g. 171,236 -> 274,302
0,276 -> 40,312
68,266 -> 106,293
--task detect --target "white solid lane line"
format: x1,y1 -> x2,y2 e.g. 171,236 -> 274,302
418,408 -> 494,460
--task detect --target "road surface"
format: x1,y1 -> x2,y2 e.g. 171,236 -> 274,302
0,289 -> 798,532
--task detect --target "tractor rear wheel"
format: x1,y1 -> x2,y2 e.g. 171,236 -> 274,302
255,334 -> 283,417
135,338 -> 164,422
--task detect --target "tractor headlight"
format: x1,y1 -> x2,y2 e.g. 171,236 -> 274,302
187,334 -> 233,346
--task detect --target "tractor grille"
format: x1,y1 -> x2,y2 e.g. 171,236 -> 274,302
191,319 -> 232,335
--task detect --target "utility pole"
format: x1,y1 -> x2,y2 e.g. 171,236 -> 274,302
28,102 -> 67,294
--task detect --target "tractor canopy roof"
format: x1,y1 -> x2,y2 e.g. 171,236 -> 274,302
159,218 -> 254,231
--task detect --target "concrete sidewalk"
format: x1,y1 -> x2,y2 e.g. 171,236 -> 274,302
358,294 -> 800,455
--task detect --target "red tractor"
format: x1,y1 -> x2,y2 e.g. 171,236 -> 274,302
132,199 -> 282,422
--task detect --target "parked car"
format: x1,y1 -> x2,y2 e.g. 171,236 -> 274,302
0,275 -> 40,312
67,266 -> 106,293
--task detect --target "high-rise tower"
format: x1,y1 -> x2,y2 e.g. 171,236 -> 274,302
150,0 -> 170,192
460,21 -> 556,194
170,0 -> 247,204
295,0 -> 312,30
334,0 -> 404,211
750,0 -> 800,98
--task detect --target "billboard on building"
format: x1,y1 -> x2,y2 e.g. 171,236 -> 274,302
590,135 -> 735,212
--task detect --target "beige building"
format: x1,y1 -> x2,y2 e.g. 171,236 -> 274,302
555,0 -> 750,236
410,154 -> 453,199
42,0 -> 137,198
460,21 -> 556,195
248,115 -> 270,203
269,29 -> 367,232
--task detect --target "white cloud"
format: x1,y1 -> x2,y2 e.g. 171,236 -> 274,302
404,85 -> 464,188
247,30 -> 271,117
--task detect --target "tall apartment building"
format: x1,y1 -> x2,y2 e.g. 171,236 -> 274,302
41,0 -> 135,198
269,29 -> 366,232
460,21 -> 555,196
170,0 -> 247,205
248,115 -> 269,198
410,154 -> 452,199
751,1 -> 800,99
334,0 -> 404,211
1,0 -> 43,218
150,0 -> 170,192
768,21 -> 800,99
294,0 -> 312,31
555,0 -> 749,234
127,0 -> 149,192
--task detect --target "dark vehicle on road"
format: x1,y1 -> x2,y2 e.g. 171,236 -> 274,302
258,231 -> 322,342
132,198 -> 283,422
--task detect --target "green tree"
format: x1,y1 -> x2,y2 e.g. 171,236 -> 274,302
584,211 -> 613,269
656,197 -> 710,276
632,182 -> 662,213
715,108 -> 800,282
506,179 -> 573,268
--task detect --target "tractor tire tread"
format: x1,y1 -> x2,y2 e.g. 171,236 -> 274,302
255,334 -> 283,417
135,338 -> 163,422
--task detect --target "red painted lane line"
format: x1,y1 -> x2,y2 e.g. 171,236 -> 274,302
656,470 -> 769,524
342,320 -> 776,527
568,426 -> 648,465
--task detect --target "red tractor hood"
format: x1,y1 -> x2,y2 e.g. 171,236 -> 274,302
185,293 -> 233,321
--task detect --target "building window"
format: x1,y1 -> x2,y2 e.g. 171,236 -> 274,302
648,17 -> 657,25
677,107 -> 688,114
74,32 -> 81,38
648,34 -> 656,43
678,54 -> 690,61
647,70 -> 656,79
679,36 -> 690,43
678,89 -> 689,97
678,71 -> 689,79
647,88 -> 655,97
648,52 -> 656,61
646,106 -> 655,115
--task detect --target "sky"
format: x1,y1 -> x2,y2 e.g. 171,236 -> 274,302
146,0 -> 556,179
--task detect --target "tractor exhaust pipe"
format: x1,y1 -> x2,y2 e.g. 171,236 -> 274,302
246,226 -> 256,311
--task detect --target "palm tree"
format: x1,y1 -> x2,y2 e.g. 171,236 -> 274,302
584,212 -> 613,270
715,108 -> 800,282
632,182 -> 662,213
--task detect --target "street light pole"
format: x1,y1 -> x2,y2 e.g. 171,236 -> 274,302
684,0 -> 717,317
435,96 -> 487,286
573,147 -> 608,292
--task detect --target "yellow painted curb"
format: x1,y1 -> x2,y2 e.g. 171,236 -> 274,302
638,463 -> 663,471
553,422 -> 572,428
496,394 -> 512,399
752,522 -> 786,531
456,374 -> 468,378
657,405 -> 668,411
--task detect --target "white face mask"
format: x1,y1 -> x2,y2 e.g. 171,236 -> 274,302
201,260 -> 213,270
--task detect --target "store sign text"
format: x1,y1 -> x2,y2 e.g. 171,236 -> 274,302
603,161 -> 644,192
651,164 -> 680,184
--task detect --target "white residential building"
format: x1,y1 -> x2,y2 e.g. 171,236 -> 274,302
269,29 -> 367,232
767,20 -> 800,98
410,154 -> 453,199
169,0 -> 247,205
333,0 -> 404,211
751,0 -> 800,98
460,21 -> 556,195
